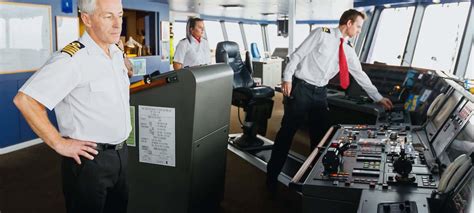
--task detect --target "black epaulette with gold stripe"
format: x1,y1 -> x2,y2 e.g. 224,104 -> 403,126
61,41 -> 85,57
115,43 -> 124,51
322,27 -> 331,33
347,41 -> 353,48
115,43 -> 126,58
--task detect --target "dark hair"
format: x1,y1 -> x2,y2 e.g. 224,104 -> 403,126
339,9 -> 366,26
188,17 -> 204,30
186,17 -> 204,41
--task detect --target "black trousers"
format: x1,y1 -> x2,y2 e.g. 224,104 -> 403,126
267,78 -> 330,182
62,144 -> 128,213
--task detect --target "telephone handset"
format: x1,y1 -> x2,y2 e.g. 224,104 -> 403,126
438,154 -> 472,193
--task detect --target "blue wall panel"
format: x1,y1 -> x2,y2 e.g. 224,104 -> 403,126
1,0 -> 169,148
0,81 -> 21,148
1,0 -> 77,148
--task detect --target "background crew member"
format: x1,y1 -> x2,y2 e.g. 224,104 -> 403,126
266,9 -> 394,193
173,17 -> 211,70
13,0 -> 131,212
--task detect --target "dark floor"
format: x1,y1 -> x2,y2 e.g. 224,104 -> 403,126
0,93 -> 311,213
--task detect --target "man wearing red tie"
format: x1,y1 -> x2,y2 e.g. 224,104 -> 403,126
266,9 -> 393,194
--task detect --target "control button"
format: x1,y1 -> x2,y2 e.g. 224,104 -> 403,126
399,204 -> 405,210
345,181 -> 351,187
333,181 -> 339,185
369,182 -> 376,189
382,183 -> 389,190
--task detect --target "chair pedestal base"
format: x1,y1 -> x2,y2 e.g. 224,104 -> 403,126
234,134 -> 264,149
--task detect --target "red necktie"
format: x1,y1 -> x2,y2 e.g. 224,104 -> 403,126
339,38 -> 350,89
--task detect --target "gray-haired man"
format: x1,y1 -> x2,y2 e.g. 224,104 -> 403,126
14,0 -> 130,212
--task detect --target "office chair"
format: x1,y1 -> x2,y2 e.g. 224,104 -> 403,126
216,41 -> 274,149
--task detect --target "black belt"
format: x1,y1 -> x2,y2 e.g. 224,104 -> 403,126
95,141 -> 125,151
293,77 -> 326,89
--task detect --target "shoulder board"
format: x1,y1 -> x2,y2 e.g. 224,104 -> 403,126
347,41 -> 353,48
61,41 -> 85,57
321,27 -> 331,34
180,38 -> 187,41
115,43 -> 124,51
115,43 -> 126,58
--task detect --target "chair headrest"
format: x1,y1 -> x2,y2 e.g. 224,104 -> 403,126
250,43 -> 261,59
216,41 -> 241,63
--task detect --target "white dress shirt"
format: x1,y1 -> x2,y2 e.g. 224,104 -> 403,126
20,32 -> 131,144
174,36 -> 211,67
283,27 -> 383,102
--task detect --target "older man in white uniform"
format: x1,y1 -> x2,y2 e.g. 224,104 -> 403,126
173,17 -> 211,70
13,0 -> 131,212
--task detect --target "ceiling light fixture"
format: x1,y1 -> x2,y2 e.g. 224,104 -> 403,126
220,4 -> 244,9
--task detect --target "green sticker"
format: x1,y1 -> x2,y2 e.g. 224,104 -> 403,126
126,106 -> 136,147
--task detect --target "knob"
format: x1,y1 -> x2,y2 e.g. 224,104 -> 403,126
369,182 -> 376,189
399,203 -> 405,210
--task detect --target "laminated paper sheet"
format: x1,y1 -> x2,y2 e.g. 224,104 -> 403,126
138,105 -> 176,167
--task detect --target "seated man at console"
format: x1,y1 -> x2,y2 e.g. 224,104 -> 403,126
266,9 -> 393,193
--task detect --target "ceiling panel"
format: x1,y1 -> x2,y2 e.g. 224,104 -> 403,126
165,0 -> 353,21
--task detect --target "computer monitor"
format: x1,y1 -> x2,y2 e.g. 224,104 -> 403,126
271,48 -> 288,59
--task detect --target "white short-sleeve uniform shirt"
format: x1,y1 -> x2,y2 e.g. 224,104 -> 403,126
19,32 -> 131,145
173,37 -> 211,68
283,27 -> 383,102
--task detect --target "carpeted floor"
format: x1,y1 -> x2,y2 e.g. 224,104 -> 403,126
0,92 -> 311,213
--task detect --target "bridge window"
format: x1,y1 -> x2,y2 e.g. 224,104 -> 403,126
172,21 -> 186,50
225,22 -> 245,50
203,20 -> 225,52
243,23 -> 264,54
294,24 -> 311,49
0,18 -> 5,48
412,2 -> 471,73
267,24 -> 288,54
367,7 -> 415,65
464,43 -> 474,79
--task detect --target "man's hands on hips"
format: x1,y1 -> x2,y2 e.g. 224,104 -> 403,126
378,98 -> 393,111
281,81 -> 292,97
54,138 -> 98,165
